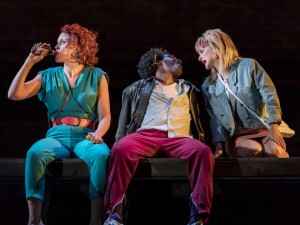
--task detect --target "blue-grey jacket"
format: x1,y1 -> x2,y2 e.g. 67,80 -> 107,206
201,58 -> 282,144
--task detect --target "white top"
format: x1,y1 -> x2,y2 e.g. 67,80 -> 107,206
138,79 -> 192,138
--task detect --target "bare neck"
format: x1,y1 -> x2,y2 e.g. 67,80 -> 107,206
214,63 -> 228,80
155,72 -> 175,86
64,63 -> 85,78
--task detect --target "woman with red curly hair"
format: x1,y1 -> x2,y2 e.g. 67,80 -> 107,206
8,23 -> 111,225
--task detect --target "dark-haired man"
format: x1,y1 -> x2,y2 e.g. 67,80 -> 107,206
104,48 -> 214,225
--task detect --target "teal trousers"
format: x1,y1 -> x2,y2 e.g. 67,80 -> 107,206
25,125 -> 110,201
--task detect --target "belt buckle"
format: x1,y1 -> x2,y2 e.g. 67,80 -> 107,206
75,117 -> 81,126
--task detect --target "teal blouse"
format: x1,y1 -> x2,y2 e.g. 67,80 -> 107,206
37,66 -> 107,122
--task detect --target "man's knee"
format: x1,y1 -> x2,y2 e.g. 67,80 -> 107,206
195,144 -> 213,159
111,140 -> 132,158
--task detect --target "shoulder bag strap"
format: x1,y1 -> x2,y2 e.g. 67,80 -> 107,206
217,74 -> 270,130
53,89 -> 72,121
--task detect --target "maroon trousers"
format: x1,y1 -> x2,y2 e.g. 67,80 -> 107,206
104,129 -> 214,216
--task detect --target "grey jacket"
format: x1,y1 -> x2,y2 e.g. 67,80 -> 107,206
201,58 -> 282,144
115,77 -> 205,143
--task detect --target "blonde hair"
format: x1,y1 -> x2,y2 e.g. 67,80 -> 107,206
195,29 -> 239,82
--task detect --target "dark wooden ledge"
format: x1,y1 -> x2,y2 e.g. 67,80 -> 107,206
1,157 -> 300,184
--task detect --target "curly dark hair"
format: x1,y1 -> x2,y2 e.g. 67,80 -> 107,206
61,23 -> 99,67
137,48 -> 169,79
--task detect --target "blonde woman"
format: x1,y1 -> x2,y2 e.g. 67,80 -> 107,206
195,28 -> 288,158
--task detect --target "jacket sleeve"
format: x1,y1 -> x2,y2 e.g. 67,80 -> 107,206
252,60 -> 282,124
201,83 -> 226,144
115,85 -> 134,142
190,87 -> 205,142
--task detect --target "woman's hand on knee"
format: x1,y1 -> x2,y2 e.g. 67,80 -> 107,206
86,132 -> 104,144
269,124 -> 286,149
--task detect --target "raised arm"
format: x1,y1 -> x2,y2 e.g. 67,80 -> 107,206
8,44 -> 49,100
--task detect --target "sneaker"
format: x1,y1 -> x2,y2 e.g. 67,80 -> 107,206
187,222 -> 203,225
104,217 -> 124,225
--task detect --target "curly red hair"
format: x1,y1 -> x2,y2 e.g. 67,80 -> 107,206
61,23 -> 99,67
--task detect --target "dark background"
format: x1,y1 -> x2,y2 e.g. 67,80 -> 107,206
1,1 -> 300,225
1,0 -> 300,156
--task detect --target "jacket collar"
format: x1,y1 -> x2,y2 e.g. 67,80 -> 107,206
149,76 -> 200,92
208,61 -> 239,97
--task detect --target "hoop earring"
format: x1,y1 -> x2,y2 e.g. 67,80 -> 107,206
71,52 -> 78,59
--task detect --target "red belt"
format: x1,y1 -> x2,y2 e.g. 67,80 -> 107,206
52,117 -> 96,129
